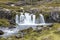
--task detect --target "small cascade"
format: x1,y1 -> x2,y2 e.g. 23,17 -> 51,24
20,12 -> 24,24
39,14 -> 45,24
16,14 -> 19,24
16,12 -> 36,25
24,13 -> 32,24
15,13 -> 46,25
33,15 -> 36,24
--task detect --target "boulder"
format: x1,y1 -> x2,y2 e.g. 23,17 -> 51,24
8,25 -> 16,29
0,9 -> 12,19
0,30 -> 4,35
9,19 -> 15,25
51,12 -> 60,22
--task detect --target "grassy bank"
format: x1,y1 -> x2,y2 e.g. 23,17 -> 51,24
0,23 -> 60,40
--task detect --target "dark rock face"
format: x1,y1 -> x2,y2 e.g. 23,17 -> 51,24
0,8 -> 16,25
0,30 -> 4,35
0,9 -> 12,19
9,19 -> 15,25
51,11 -> 60,22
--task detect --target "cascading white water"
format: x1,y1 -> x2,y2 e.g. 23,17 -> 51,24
16,13 -> 46,25
20,12 -> 24,24
16,12 -> 36,25
39,14 -> 45,24
24,13 -> 32,24
33,15 -> 35,24
16,15 -> 18,23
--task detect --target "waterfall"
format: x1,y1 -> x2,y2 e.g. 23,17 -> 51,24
39,14 -> 45,23
20,12 -> 24,24
24,13 -> 31,24
33,15 -> 35,24
16,14 -> 19,24
16,13 -> 46,25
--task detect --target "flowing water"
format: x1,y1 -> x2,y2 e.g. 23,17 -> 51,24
0,12 -> 52,37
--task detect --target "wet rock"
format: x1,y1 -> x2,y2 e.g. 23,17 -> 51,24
35,26 -> 43,32
48,24 -> 53,27
9,19 -> 15,25
0,30 -> 4,35
8,25 -> 16,29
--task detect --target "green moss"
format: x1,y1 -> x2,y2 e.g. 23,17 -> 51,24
0,19 -> 10,27
0,0 -> 18,2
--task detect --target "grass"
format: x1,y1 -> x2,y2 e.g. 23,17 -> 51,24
0,0 -> 18,2
0,19 -> 10,27
0,0 -> 60,12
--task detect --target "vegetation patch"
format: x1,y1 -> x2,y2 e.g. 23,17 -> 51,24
0,19 -> 10,27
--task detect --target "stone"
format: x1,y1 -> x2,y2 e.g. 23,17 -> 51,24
0,30 -> 4,35
51,11 -> 60,22
8,25 -> 16,29
5,2 -> 15,6
15,1 -> 26,6
9,19 -> 15,25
